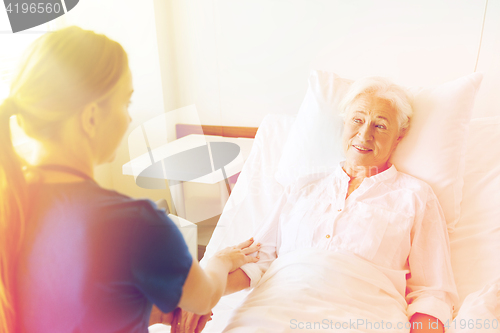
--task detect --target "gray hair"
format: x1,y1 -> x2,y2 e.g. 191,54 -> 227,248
338,76 -> 413,134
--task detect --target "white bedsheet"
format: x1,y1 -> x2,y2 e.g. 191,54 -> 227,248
148,115 -> 500,333
148,254 -> 499,333
449,280 -> 500,333
221,248 -> 409,333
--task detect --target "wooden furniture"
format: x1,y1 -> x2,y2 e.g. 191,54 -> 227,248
176,124 -> 258,140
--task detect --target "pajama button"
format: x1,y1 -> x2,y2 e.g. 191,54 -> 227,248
326,234 -> 330,239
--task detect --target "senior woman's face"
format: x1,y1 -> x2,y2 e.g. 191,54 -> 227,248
342,94 -> 402,172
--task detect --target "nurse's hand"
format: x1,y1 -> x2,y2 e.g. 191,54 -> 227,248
176,238 -> 260,317
149,305 -> 175,326
211,238 -> 260,273
170,307 -> 212,333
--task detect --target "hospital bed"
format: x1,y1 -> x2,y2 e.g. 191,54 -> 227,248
151,71 -> 500,333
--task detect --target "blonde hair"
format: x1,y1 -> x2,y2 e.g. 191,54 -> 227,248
0,26 -> 128,333
339,76 -> 413,134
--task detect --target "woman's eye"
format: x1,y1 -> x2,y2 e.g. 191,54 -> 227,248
376,124 -> 386,129
353,118 -> 362,123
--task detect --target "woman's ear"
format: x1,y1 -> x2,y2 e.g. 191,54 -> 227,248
80,103 -> 99,138
397,127 -> 408,142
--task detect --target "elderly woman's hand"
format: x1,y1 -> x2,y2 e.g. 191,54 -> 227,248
170,307 -> 212,333
409,313 -> 444,333
149,305 -> 174,326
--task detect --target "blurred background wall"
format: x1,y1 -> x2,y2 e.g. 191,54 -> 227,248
1,0 -> 497,208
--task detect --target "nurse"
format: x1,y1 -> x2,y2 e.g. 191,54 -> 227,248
0,26 -> 259,333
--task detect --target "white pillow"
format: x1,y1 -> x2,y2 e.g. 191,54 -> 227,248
450,116 -> 500,309
275,71 -> 351,184
449,281 -> 500,333
276,70 -> 483,232
202,114 -> 296,263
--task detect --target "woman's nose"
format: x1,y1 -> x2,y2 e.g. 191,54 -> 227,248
357,124 -> 373,141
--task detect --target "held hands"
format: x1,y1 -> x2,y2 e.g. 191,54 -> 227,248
409,313 -> 444,333
172,238 -> 260,333
212,238 -> 261,273
170,308 -> 212,333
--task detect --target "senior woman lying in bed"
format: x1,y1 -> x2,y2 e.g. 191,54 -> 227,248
175,77 -> 458,333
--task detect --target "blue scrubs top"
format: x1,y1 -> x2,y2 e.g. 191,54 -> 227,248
16,180 -> 192,333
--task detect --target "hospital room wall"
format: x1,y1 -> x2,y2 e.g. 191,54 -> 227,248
473,0 -> 500,118
164,0 -> 499,130
149,0 -> 499,223
52,0 -> 177,207
43,0 -> 500,201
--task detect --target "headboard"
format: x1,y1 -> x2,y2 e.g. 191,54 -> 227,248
175,124 -> 258,140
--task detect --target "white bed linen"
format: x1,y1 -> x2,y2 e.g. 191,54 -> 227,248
449,280 -> 500,333
197,114 -> 463,332
450,116 -> 500,309
147,248 -> 410,333
149,115 -> 500,333
223,248 -> 409,333
241,163 -> 457,324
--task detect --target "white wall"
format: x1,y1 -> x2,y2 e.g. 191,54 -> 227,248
474,0 -> 500,118
53,0 -> 176,206
151,0 -> 492,222
20,0 -> 495,202
165,0 -> 494,128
